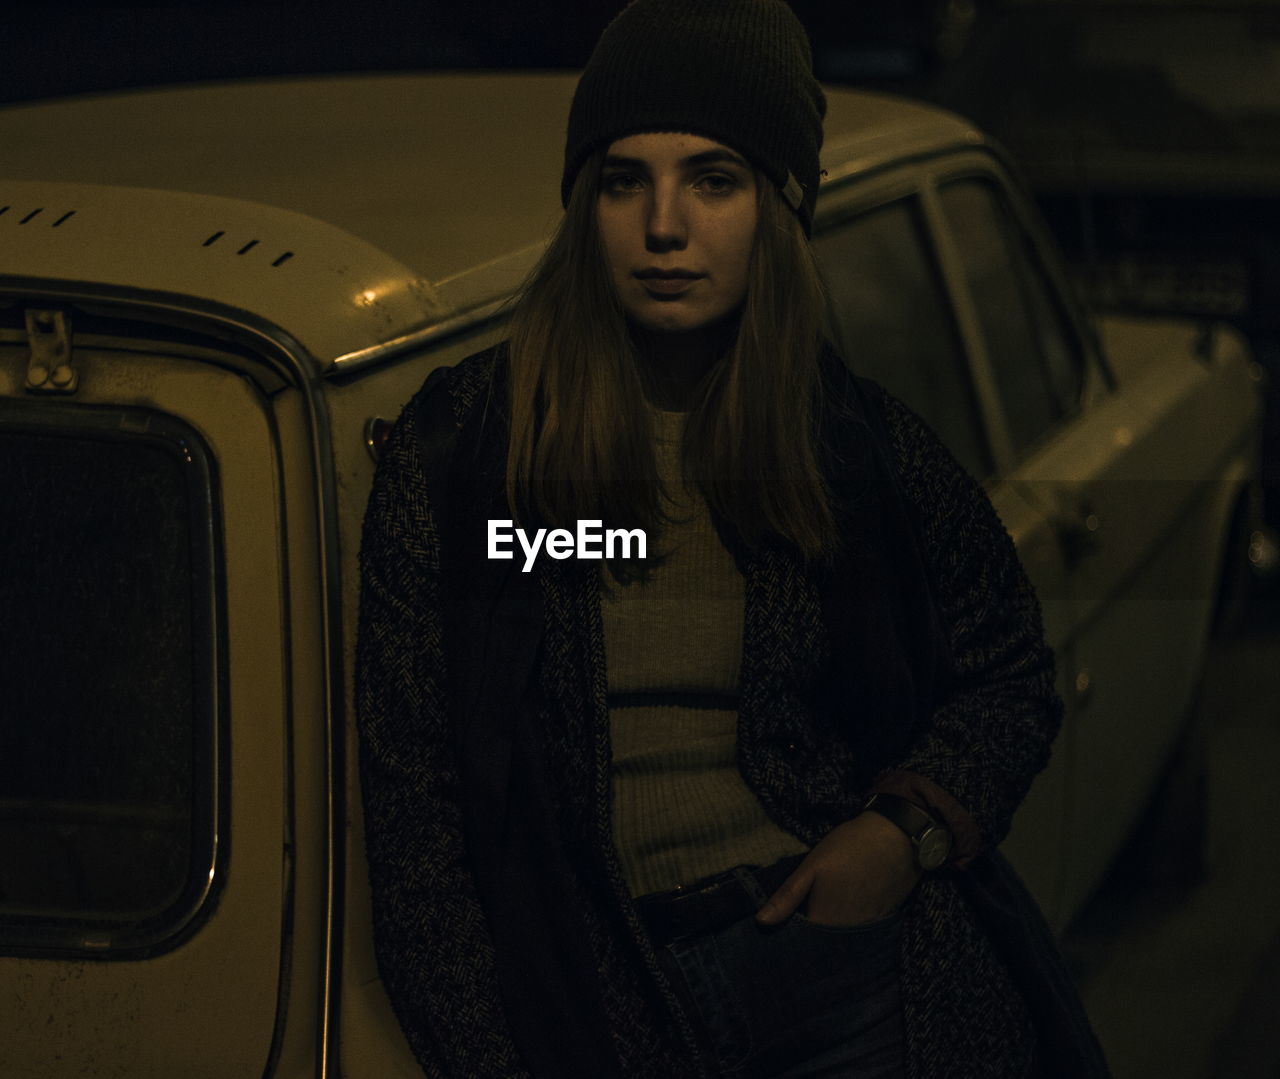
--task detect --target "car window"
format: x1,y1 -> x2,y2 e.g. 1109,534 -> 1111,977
938,178 -> 1084,458
813,194 -> 992,481
0,413 -> 218,954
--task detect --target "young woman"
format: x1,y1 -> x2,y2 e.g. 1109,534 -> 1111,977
356,2 -> 1108,1076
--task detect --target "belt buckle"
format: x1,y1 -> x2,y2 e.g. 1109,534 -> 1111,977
683,872 -> 735,906
659,880 -> 711,921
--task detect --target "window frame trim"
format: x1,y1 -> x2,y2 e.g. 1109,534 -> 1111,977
923,153 -> 1108,468
814,159 -> 1008,476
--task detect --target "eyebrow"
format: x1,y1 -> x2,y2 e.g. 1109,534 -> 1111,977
602,148 -> 751,170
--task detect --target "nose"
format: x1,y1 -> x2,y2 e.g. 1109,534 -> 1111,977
645,179 -> 687,253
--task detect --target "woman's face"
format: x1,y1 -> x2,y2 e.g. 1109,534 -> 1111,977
596,132 -> 759,337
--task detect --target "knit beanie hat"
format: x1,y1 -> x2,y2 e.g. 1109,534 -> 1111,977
562,0 -> 827,235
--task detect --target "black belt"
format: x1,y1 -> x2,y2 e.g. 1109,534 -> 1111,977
633,853 -> 807,946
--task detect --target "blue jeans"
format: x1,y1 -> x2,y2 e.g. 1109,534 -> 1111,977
652,865 -> 907,1078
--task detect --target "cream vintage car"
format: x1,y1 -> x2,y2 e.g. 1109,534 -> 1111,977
0,73 -> 1261,1077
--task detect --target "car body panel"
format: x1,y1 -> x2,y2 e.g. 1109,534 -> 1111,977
0,339 -> 288,1076
0,179 -> 449,370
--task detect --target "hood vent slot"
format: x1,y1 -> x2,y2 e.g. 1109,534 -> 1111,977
0,205 -> 77,227
200,228 -> 293,267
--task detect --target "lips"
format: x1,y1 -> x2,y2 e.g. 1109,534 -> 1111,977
641,277 -> 699,295
635,269 -> 703,280
635,269 -> 704,297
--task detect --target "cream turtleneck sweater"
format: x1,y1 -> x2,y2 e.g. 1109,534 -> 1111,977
601,408 -> 808,898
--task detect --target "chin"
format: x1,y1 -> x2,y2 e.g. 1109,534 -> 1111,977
636,316 -> 703,335
628,304 -> 730,337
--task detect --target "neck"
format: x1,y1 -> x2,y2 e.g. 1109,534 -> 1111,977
633,318 -> 736,411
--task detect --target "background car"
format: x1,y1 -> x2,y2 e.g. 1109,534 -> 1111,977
914,0 -> 1280,531
0,73 -> 1261,1076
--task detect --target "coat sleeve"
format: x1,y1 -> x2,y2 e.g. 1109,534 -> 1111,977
873,386 -> 1064,855
354,393 -> 529,1078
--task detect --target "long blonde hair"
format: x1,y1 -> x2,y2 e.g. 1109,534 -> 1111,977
505,148 -> 837,579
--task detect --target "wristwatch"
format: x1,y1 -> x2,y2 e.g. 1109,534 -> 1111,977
862,793 -> 953,871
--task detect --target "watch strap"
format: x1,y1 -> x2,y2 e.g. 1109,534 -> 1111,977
862,792 -> 953,869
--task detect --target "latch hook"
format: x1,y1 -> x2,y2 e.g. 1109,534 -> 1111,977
25,309 -> 76,394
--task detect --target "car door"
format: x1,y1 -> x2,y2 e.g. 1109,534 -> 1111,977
929,163 -> 1258,919
0,310 -> 292,1076
811,169 -> 1075,924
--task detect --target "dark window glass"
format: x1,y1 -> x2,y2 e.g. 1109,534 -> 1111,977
814,194 -> 992,481
0,413 -> 216,953
939,180 -> 1084,457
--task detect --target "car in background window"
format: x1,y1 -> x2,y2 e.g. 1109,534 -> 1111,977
0,73 -> 1262,1077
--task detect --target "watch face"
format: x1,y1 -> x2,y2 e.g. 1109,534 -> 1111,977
917,827 -> 952,870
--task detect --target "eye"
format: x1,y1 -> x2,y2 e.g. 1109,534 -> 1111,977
602,172 -> 643,195
697,173 -> 739,196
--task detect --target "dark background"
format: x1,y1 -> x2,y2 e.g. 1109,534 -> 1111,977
0,0 -> 968,105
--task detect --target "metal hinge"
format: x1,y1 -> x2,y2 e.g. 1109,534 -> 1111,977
24,309 -> 77,394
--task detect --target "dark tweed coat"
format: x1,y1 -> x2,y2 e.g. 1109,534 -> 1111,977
356,344 -> 1099,1078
